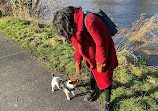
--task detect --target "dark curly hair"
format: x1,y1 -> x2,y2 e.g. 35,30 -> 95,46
52,6 -> 82,43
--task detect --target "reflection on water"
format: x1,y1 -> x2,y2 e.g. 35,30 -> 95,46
93,0 -> 158,28
69,0 -> 158,28
48,0 -> 158,28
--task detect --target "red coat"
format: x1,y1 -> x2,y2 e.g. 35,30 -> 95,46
71,10 -> 118,90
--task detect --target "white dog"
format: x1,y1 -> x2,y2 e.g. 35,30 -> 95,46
51,73 -> 79,100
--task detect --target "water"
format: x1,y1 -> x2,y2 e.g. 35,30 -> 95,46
47,0 -> 158,66
50,0 -> 158,28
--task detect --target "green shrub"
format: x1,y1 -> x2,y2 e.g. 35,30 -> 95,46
114,68 -> 135,85
118,97 -> 148,111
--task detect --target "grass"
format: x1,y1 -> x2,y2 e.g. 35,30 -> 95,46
0,17 -> 89,80
0,16 -> 158,111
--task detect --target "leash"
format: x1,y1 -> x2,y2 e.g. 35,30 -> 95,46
63,81 -> 75,92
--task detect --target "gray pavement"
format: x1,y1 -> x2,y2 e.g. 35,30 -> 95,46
0,32 -> 100,111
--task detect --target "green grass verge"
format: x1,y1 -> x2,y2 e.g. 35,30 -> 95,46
0,17 -> 158,111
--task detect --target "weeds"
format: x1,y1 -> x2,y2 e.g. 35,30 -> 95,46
0,0 -> 48,22
0,0 -> 12,16
115,13 -> 158,63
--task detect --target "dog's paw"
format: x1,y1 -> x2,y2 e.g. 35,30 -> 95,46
67,98 -> 71,100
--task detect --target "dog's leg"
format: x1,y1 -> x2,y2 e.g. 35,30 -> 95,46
51,82 -> 56,92
64,89 -> 70,100
71,91 -> 76,96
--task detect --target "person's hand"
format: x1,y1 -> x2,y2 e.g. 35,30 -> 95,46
75,61 -> 81,76
76,70 -> 81,76
97,63 -> 106,73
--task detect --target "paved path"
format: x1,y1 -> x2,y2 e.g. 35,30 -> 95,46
0,32 -> 100,111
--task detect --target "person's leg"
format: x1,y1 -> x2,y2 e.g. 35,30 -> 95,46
104,85 -> 112,102
89,71 -> 96,90
104,85 -> 112,111
84,72 -> 97,101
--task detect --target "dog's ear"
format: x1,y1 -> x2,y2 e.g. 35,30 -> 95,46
51,73 -> 55,77
69,75 -> 73,79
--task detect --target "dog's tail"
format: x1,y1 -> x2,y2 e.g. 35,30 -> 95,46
51,73 -> 55,78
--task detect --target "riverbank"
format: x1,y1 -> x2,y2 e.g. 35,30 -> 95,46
0,17 -> 158,111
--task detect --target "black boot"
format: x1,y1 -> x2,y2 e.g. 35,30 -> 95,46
84,90 -> 97,101
103,102 -> 111,111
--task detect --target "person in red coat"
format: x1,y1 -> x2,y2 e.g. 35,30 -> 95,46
53,6 -> 118,111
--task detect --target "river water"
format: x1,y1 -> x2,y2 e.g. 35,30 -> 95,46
47,0 -> 158,66
51,0 -> 158,28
